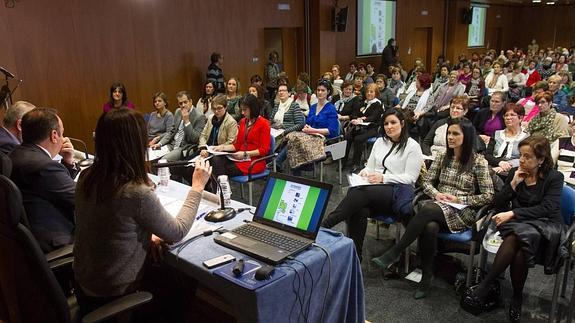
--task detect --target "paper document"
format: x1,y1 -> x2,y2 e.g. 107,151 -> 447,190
347,173 -> 370,187
147,146 -> 170,161
227,155 -> 251,162
270,128 -> 285,138
358,121 -> 372,126
444,202 -> 468,210
207,146 -> 231,156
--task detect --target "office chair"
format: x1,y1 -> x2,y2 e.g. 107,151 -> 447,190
0,151 -> 11,177
0,175 -> 152,323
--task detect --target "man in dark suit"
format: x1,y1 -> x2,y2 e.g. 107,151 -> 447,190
0,101 -> 36,154
10,107 -> 78,252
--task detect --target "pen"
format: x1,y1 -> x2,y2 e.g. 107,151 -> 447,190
196,211 -> 207,220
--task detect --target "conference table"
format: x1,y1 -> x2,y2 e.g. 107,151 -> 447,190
153,176 -> 365,323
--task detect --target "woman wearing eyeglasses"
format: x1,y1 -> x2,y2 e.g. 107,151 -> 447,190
197,94 -> 238,159
527,91 -> 570,142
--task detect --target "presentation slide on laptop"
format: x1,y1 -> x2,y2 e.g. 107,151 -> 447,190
256,178 -> 329,233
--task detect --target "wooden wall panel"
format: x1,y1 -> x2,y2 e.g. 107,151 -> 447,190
0,0 -> 304,150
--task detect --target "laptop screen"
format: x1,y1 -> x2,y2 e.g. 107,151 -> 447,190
253,173 -> 332,238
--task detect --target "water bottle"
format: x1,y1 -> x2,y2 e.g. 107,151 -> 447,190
218,175 -> 232,207
158,159 -> 170,192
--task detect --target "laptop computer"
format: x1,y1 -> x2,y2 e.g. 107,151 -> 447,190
214,172 -> 333,265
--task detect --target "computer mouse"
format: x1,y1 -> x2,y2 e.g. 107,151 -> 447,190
254,265 -> 275,281
204,208 -> 236,222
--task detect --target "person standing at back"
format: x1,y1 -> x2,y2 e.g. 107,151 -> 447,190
264,51 -> 281,102
380,38 -> 398,76
206,52 -> 225,94
10,107 -> 77,252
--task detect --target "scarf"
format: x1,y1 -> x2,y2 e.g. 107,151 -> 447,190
528,109 -> 559,142
487,72 -> 501,88
335,94 -> 354,112
401,87 -> 431,113
361,98 -> 381,114
274,97 -> 293,125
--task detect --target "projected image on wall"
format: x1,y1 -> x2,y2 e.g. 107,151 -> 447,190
467,6 -> 486,47
357,0 -> 396,56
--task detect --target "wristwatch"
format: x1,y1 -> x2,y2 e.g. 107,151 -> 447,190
243,151 -> 248,159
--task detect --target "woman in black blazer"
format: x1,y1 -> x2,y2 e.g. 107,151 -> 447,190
462,136 -> 565,322
343,83 -> 384,171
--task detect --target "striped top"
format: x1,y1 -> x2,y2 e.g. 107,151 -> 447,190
556,137 -> 575,186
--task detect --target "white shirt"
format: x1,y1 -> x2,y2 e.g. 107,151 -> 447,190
363,137 -> 424,185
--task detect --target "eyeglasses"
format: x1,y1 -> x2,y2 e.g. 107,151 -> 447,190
211,105 -> 225,112
538,100 -> 548,104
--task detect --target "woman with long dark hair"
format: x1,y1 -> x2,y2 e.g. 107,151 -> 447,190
74,108 -> 211,316
195,80 -> 217,118
372,118 -> 494,299
462,136 -> 564,322
322,108 -> 424,261
102,82 -> 135,113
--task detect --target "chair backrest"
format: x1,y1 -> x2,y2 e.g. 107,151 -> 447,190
561,185 -> 575,226
0,175 -> 70,323
269,135 -> 275,153
0,151 -> 11,177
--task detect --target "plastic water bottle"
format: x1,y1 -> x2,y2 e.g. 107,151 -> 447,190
158,159 -> 170,192
218,175 -> 232,207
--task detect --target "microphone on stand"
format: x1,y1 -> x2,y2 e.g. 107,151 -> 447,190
153,160 -> 236,222
68,137 -> 94,167
0,66 -> 15,79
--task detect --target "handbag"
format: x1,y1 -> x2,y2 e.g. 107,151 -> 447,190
285,131 -> 326,169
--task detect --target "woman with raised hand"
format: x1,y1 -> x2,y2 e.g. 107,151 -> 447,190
75,108 -> 211,317
322,109 -> 423,261
462,136 -> 564,322
372,118 -> 494,299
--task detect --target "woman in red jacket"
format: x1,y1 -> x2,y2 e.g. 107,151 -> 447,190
210,94 -> 271,186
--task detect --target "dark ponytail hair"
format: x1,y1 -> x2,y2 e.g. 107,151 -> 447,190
381,108 -> 409,153
444,118 -> 476,173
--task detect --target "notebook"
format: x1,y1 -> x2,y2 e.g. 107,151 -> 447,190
214,172 -> 332,264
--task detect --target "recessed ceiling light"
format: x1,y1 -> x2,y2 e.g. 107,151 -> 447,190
532,0 -> 541,2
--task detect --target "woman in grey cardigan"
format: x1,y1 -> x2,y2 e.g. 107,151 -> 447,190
269,84 -> 306,136
147,92 -> 175,149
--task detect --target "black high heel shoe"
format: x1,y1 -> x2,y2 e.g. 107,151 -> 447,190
460,285 -> 498,315
508,301 -> 521,323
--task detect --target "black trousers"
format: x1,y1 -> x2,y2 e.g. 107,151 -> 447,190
344,127 -> 379,167
322,185 -> 394,260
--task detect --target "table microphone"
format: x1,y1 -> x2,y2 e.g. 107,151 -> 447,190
153,160 -> 236,222
68,137 -> 94,167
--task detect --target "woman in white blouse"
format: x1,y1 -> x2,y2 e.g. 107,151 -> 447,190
322,108 -> 424,261
484,61 -> 509,95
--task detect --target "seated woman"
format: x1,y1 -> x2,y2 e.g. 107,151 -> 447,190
548,75 -> 569,113
102,82 -> 136,113
465,67 -> 485,110
552,120 -> 575,186
400,73 -> 433,122
147,92 -> 175,149
276,79 -> 339,172
432,64 -> 449,94
343,83 -> 384,171
195,81 -> 216,118
388,67 -> 404,97
197,94 -> 238,159
506,62 -> 527,102
519,81 -> 549,124
334,80 -> 361,123
375,74 -> 395,110
461,136 -> 564,322
421,96 -> 469,157
210,94 -> 270,183
485,103 -> 529,177
74,108 -> 211,317
225,77 -> 243,121
269,84 -> 305,137
372,118 -> 494,299
294,80 -> 311,117
322,109 -> 424,261
432,70 -> 466,120
248,83 -> 272,120
457,62 -> 473,86
484,62 -> 509,95
473,91 -> 506,145
527,91 -> 570,143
